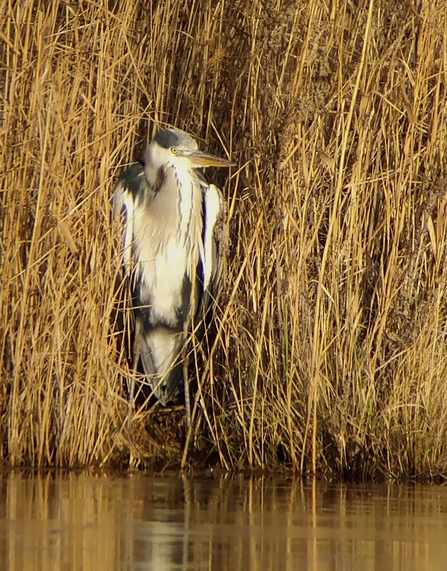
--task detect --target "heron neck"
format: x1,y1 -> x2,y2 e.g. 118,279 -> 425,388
143,163 -> 161,190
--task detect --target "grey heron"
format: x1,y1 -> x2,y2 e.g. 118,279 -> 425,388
113,127 -> 233,407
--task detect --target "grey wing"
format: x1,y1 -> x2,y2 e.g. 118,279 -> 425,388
112,162 -> 146,273
112,163 -> 159,381
197,182 -> 228,321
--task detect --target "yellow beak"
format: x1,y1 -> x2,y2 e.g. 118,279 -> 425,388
187,150 -> 235,168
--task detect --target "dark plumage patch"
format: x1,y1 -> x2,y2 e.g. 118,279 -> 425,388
153,127 -> 197,151
118,162 -> 145,200
177,276 -> 193,323
154,129 -> 182,149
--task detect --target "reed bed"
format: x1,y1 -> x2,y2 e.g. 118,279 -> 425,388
1,0 -> 447,478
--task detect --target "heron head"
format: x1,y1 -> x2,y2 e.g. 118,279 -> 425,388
143,127 -> 234,175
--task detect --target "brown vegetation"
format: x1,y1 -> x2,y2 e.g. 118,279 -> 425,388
1,0 -> 447,479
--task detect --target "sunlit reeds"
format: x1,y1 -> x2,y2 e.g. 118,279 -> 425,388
1,0 -> 447,478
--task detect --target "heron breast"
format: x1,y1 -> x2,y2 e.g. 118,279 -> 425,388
132,163 -> 203,328
134,209 -> 202,328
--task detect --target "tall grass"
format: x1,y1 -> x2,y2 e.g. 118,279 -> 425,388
1,0 -> 447,478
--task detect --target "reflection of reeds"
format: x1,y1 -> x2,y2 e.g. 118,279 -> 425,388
1,0 -> 447,477
3,473 -> 447,569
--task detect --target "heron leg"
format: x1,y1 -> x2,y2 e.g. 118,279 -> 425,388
128,318 -> 141,431
183,326 -> 191,430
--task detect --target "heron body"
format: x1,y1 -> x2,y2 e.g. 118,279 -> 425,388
113,127 -> 232,405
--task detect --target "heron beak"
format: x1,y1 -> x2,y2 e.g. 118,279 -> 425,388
187,150 -> 235,168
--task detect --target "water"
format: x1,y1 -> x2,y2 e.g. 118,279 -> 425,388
1,472 -> 447,570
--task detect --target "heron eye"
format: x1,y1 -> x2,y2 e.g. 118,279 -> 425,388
171,147 -> 178,154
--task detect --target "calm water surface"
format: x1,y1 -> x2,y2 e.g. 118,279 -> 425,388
1,472 -> 447,570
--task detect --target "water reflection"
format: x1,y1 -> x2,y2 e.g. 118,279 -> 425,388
1,471 -> 447,569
